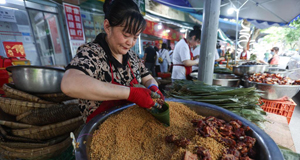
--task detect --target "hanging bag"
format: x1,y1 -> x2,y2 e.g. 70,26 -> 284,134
158,49 -> 164,63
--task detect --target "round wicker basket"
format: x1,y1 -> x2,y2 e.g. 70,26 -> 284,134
0,120 -> 37,129
16,104 -> 80,126
0,97 -> 61,116
35,92 -> 75,103
0,136 -> 71,160
2,84 -> 53,104
11,116 -> 83,140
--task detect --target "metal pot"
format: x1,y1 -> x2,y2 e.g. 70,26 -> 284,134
212,73 -> 240,87
243,80 -> 300,100
75,98 -> 283,160
6,65 -> 65,94
233,65 -> 269,76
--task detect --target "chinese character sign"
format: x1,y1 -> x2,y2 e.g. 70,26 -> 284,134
3,42 -> 26,58
63,3 -> 84,41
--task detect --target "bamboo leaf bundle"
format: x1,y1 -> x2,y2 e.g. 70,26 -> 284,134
166,80 -> 266,126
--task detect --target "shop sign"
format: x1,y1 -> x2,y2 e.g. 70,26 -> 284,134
3,42 -> 26,58
143,20 -> 184,41
0,8 -> 16,23
63,3 -> 85,41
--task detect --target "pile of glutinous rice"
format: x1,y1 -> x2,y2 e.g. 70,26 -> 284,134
90,101 -> 256,160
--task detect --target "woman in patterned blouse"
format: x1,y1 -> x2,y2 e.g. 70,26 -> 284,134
61,0 -> 164,123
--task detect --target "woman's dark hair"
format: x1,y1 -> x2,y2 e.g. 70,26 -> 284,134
103,0 -> 146,35
161,43 -> 167,50
273,47 -> 279,52
188,25 -> 201,41
168,46 -> 172,50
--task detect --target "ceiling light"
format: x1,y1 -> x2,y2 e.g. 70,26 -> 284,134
0,0 -> 6,4
157,23 -> 162,30
166,29 -> 170,33
180,29 -> 186,33
227,7 -> 235,15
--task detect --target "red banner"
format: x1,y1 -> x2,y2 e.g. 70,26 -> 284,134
143,20 -> 184,41
48,16 -> 62,54
3,42 -> 25,58
63,3 -> 84,41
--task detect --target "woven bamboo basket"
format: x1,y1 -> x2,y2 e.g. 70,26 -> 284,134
0,136 -> 71,160
11,116 -> 83,140
2,84 -> 53,104
0,97 -> 61,116
16,104 -> 80,125
4,135 -> 43,143
0,120 -> 37,129
0,134 -> 68,149
35,92 -> 75,103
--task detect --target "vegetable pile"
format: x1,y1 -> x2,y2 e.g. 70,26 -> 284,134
166,80 -> 266,128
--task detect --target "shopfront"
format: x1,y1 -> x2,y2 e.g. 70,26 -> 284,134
0,0 -> 40,65
26,0 -> 70,66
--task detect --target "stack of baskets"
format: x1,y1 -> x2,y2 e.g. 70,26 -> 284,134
0,83 -> 83,160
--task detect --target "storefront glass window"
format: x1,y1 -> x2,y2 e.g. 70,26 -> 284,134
80,9 -> 104,43
28,9 -> 67,66
0,2 -> 40,65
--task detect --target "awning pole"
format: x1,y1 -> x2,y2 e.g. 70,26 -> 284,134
235,10 -> 239,64
198,0 -> 221,85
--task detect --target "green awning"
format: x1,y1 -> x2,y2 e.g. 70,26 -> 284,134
217,29 -> 233,45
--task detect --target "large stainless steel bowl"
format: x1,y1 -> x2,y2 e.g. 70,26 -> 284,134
6,65 -> 65,94
233,65 -> 269,76
213,73 -> 240,87
75,98 -> 283,160
243,80 -> 300,100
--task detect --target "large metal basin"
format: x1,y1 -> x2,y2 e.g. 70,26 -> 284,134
233,65 -> 269,76
75,98 -> 283,160
6,65 -> 65,94
213,73 -> 240,87
243,80 -> 300,100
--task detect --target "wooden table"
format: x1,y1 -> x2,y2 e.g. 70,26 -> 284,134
263,113 -> 296,151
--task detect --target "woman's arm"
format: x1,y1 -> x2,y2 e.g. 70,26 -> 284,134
141,74 -> 158,88
61,69 -> 130,101
183,59 -> 198,66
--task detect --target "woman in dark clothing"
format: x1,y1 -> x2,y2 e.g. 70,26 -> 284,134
61,0 -> 164,123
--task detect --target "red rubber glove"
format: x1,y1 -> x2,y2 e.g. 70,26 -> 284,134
127,87 -> 155,109
148,84 -> 164,100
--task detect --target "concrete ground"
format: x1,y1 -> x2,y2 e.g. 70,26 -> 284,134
290,91 -> 300,153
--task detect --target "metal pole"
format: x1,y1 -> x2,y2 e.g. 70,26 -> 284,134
235,10 -> 239,64
198,0 -> 221,85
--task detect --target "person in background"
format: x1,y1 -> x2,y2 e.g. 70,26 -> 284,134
269,47 -> 280,65
61,0 -> 164,123
191,37 -> 201,72
158,43 -> 171,73
143,42 -> 157,77
172,26 -> 200,80
264,50 -> 270,63
168,46 -> 173,72
240,48 -> 248,60
217,43 -> 222,57
154,46 -> 160,76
